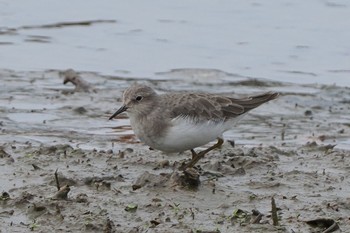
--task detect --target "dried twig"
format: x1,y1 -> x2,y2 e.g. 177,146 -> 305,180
55,168 -> 60,191
271,197 -> 279,226
251,209 -> 263,224
32,164 -> 41,170
306,218 -> 339,233
53,169 -> 70,200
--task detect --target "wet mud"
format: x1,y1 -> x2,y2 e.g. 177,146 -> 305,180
1,69 -> 349,232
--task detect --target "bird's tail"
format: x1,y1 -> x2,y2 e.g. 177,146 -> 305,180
230,92 -> 279,113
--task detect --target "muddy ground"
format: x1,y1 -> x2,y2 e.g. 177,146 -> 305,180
0,69 -> 349,233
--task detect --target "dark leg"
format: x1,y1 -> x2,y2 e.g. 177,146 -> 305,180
181,138 -> 224,170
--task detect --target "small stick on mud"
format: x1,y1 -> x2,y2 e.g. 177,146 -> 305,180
53,169 -> 70,199
55,168 -> 60,191
271,197 -> 279,226
32,164 -> 41,170
306,218 -> 339,233
189,208 -> 195,220
251,209 -> 263,224
323,222 -> 340,233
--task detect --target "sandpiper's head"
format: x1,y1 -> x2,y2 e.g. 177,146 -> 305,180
109,84 -> 157,119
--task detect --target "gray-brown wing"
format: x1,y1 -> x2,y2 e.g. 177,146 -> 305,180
228,92 -> 279,113
164,92 -> 279,122
164,93 -> 244,122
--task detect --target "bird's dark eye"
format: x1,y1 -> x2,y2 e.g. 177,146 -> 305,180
135,96 -> 143,101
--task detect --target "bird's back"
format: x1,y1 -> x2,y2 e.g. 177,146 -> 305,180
161,91 -> 279,123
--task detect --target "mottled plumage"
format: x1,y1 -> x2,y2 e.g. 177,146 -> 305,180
109,84 -> 279,168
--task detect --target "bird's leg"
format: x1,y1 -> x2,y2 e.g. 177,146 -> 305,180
181,138 -> 224,170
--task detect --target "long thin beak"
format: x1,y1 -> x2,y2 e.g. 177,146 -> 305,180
109,105 -> 128,120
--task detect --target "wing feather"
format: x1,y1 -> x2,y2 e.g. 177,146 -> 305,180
164,92 -> 278,122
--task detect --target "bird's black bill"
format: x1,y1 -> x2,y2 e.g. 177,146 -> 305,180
109,105 -> 128,120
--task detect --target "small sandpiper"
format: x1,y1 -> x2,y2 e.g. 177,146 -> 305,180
109,84 -> 278,170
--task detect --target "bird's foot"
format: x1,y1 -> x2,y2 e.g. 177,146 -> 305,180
180,138 -> 224,171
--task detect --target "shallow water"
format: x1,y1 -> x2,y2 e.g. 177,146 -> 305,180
1,0 -> 350,85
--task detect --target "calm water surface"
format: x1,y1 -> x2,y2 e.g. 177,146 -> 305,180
0,0 -> 349,85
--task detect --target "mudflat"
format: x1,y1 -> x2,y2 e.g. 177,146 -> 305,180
1,69 -> 349,232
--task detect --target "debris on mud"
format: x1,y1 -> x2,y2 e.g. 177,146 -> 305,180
170,168 -> 201,189
271,197 -> 279,226
306,218 -> 340,233
61,69 -> 96,93
132,171 -> 169,190
1,69 -> 350,232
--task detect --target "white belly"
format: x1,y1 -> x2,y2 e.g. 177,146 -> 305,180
155,117 -> 232,152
